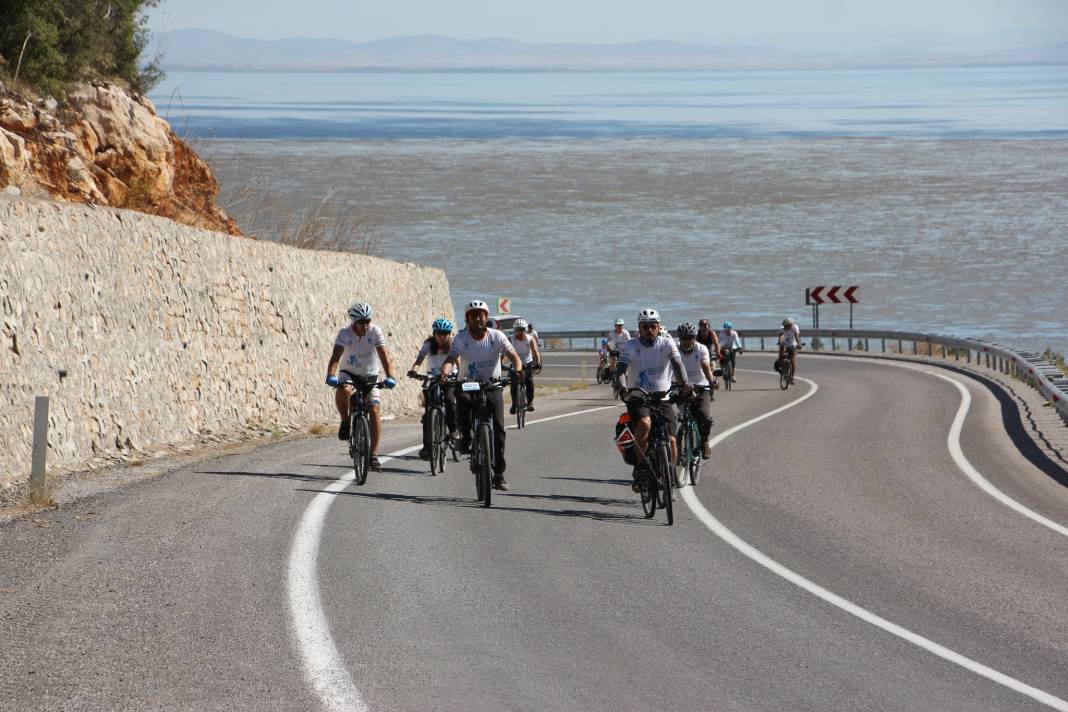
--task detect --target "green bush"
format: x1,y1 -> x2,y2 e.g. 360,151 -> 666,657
0,0 -> 162,96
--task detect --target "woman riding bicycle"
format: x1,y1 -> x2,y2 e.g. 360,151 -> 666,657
408,318 -> 459,460
674,322 -> 715,459
778,317 -> 801,385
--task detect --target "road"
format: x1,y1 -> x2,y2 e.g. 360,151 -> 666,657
2,353 -> 1067,711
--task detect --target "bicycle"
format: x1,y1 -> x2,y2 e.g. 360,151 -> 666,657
625,386 -> 682,525
330,375 -> 388,485
675,385 -> 710,487
596,354 -> 609,384
409,373 -> 459,475
504,365 -> 528,429
608,350 -> 624,400
778,345 -> 799,390
461,377 -> 511,507
721,347 -> 740,390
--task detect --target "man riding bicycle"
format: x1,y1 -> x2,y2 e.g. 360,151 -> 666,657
408,317 -> 459,460
508,318 -> 542,414
616,308 -> 691,491
675,322 -> 715,459
440,300 -> 524,491
778,317 -> 801,385
718,321 -> 742,383
605,318 -> 630,374
325,302 -> 397,471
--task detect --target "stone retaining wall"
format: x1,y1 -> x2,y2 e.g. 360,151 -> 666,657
0,196 -> 453,488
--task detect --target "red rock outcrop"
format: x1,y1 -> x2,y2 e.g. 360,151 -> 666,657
0,81 -> 239,235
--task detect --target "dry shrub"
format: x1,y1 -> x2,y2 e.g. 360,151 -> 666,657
307,422 -> 329,435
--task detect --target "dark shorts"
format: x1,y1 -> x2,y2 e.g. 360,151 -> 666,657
626,400 -> 678,436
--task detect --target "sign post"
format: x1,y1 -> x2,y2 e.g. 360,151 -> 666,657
30,396 -> 49,501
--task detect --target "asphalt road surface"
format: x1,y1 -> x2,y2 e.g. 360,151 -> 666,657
2,353 -> 1068,711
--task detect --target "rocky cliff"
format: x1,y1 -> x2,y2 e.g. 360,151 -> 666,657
0,82 -> 238,235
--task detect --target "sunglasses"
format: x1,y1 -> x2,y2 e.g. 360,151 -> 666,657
354,319 -> 371,325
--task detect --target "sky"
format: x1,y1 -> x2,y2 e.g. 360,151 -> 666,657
147,0 -> 1068,44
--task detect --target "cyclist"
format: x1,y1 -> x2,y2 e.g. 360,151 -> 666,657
408,317 -> 459,460
718,321 -> 743,383
325,302 -> 397,471
598,338 -> 612,381
675,322 -> 715,459
696,319 -> 721,363
616,308 -> 691,491
508,318 -> 542,414
778,317 -> 802,385
526,322 -> 539,345
440,299 -> 524,491
605,318 -> 630,374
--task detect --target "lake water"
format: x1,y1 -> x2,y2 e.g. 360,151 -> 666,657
150,68 -> 1068,351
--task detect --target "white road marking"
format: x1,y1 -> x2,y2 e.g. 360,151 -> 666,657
816,357 -> 1068,539
288,404 -> 620,712
684,372 -> 1068,711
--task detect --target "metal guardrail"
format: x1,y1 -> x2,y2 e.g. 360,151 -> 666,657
535,328 -> 1068,424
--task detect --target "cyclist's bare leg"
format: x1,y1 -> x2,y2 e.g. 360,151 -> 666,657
790,350 -> 798,382
370,403 -> 382,454
632,415 -> 651,463
335,385 -> 353,420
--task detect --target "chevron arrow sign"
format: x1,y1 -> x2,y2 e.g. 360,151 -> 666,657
807,285 -> 859,305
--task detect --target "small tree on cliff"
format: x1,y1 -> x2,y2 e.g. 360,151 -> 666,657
0,0 -> 163,96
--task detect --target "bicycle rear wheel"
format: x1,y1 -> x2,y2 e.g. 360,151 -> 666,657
779,364 -> 790,390
723,359 -> 733,390
639,467 -> 656,518
478,423 -> 493,507
351,414 -> 370,485
596,363 -> 606,384
654,441 -> 674,525
429,408 -> 443,475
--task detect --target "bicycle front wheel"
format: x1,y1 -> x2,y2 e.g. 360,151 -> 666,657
654,441 -> 674,525
723,359 -> 733,390
352,414 -> 370,485
677,424 -> 692,487
515,386 -> 527,429
779,363 -> 790,390
478,423 -> 493,507
429,407 -> 443,475
688,424 -> 702,486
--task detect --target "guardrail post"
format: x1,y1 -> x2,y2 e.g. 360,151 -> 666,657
966,349 -> 971,364
30,396 -> 49,500
832,336 -> 837,350
760,337 -> 765,351
881,338 -> 885,353
913,341 -> 917,355
897,339 -> 902,353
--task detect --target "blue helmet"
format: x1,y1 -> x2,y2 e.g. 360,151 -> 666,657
723,321 -> 733,330
432,318 -> 454,333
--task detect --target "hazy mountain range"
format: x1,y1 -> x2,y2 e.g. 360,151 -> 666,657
153,28 -> 1068,71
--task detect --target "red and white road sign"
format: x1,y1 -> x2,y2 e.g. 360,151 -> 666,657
496,297 -> 511,315
807,285 -> 858,305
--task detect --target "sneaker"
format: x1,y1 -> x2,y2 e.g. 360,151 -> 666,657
525,404 -> 534,412
509,404 -> 517,414
701,442 -> 712,459
338,420 -> 350,441
492,475 -> 510,491
418,446 -> 431,460
369,456 -> 382,471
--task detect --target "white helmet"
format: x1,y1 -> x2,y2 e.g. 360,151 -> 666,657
782,317 -> 794,327
513,318 -> 528,329
347,302 -> 373,320
614,318 -> 625,326
465,299 -> 490,316
638,308 -> 661,324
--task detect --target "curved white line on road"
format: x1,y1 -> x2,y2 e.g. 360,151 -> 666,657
683,374 -> 1068,711
817,357 -> 1068,539
288,404 -> 619,712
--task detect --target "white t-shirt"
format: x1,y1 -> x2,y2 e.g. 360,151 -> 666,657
780,324 -> 801,348
619,335 -> 682,393
677,343 -> 711,387
509,333 -> 535,364
335,324 -> 387,377
449,328 -> 516,382
719,330 -> 741,350
417,340 -> 449,375
606,328 -> 630,351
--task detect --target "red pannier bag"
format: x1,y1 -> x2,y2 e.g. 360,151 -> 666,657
615,412 -> 637,466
